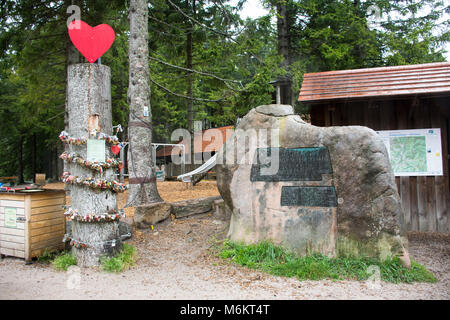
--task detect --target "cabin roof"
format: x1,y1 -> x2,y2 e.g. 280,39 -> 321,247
298,62 -> 450,103
155,125 -> 234,157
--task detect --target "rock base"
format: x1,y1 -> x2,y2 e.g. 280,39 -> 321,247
134,202 -> 172,228
133,196 -> 224,229
171,196 -> 222,219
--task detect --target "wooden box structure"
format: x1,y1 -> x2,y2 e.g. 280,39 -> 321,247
0,190 -> 66,262
298,62 -> 449,233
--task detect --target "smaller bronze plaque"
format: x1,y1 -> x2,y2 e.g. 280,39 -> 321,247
281,186 -> 337,207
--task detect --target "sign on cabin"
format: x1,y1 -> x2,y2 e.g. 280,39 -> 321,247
377,128 -> 443,176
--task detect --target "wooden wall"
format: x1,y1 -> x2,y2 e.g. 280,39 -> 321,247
0,194 -> 26,258
0,190 -> 65,261
29,191 -> 66,258
310,95 -> 449,233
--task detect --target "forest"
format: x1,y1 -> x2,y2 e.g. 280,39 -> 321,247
0,0 -> 448,182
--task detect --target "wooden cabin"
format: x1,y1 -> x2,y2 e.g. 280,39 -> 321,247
298,62 -> 449,233
155,125 -> 235,177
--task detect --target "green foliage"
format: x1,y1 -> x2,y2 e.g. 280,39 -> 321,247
52,252 -> 77,271
0,0 -> 128,180
100,243 -> 136,273
219,240 -> 437,283
37,248 -> 59,264
0,0 -> 447,178
376,0 -> 449,65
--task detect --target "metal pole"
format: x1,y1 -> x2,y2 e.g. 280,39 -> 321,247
181,145 -> 185,174
276,85 -> 281,104
119,145 -> 124,183
152,144 -> 156,170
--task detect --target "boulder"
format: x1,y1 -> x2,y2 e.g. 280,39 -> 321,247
171,196 -> 222,218
216,104 -> 409,264
212,199 -> 232,221
134,201 -> 172,229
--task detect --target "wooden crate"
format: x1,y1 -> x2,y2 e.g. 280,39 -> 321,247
0,190 -> 66,262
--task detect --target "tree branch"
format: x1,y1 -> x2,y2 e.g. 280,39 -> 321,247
167,0 -> 263,63
148,54 -> 244,91
148,75 -> 227,102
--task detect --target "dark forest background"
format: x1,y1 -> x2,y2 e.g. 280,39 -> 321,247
0,0 -> 448,182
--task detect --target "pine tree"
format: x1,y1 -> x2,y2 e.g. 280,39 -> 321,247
127,0 -> 162,206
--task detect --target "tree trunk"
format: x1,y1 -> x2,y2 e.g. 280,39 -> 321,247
17,135 -> 24,184
186,0 -> 195,167
64,1 -> 80,197
56,143 -> 64,178
66,63 -> 122,267
276,1 -> 293,105
52,148 -> 58,180
31,134 -> 36,183
127,0 -> 162,206
277,2 -> 290,67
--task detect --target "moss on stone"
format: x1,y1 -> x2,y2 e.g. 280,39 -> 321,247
337,233 -> 406,262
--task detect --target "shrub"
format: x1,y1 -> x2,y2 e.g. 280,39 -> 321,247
52,252 -> 77,271
37,248 -> 59,264
101,243 -> 136,273
219,240 -> 436,283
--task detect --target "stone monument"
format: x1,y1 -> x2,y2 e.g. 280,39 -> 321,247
216,104 -> 410,266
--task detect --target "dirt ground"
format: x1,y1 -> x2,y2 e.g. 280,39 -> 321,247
0,212 -> 449,300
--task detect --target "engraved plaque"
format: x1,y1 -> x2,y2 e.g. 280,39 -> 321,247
281,186 -> 337,207
250,147 -> 332,182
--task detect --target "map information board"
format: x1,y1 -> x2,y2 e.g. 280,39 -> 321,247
377,128 -> 443,176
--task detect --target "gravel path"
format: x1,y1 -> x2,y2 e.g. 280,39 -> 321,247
0,214 -> 448,300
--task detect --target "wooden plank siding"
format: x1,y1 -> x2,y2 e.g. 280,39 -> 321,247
29,191 -> 65,259
0,190 -> 66,261
310,96 -> 449,233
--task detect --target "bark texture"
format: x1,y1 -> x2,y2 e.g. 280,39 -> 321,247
64,0 -> 80,179
186,0 -> 195,166
127,0 -> 162,206
276,2 -> 293,106
67,63 -> 121,267
17,135 -> 24,184
277,3 -> 291,68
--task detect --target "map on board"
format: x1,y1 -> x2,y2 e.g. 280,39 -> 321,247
377,129 -> 443,176
389,136 -> 427,173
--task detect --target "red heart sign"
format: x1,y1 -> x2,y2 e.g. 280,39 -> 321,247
111,145 -> 121,155
68,20 -> 115,63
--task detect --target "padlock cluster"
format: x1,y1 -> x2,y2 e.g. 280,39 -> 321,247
59,130 -> 120,145
61,172 -> 128,193
63,207 -> 125,222
60,152 -> 122,174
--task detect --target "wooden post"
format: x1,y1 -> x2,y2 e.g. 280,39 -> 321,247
276,85 -> 281,104
119,145 -> 125,184
65,63 -> 122,267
